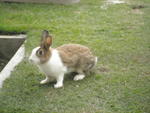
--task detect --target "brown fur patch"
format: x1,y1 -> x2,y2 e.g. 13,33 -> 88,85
97,66 -> 110,73
57,44 -> 96,72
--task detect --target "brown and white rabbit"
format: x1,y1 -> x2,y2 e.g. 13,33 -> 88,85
29,30 -> 97,88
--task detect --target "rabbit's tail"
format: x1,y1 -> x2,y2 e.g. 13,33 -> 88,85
94,57 -> 98,67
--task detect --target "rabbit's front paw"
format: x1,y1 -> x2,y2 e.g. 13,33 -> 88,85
54,83 -> 63,88
40,77 -> 50,84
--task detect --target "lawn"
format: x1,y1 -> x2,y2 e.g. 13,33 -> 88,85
0,0 -> 150,113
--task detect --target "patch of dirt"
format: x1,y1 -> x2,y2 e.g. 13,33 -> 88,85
132,5 -> 145,9
96,66 -> 110,73
131,5 -> 145,15
132,9 -> 143,15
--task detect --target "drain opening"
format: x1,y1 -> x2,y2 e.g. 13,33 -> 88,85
0,35 -> 26,71
0,33 -> 26,88
0,30 -> 26,35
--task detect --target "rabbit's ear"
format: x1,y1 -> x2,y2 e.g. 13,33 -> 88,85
41,30 -> 52,49
41,30 -> 49,40
45,36 -> 52,47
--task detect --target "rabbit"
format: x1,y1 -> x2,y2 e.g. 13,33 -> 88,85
29,30 -> 97,88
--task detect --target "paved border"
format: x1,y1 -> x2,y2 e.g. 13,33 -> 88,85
0,35 -> 26,88
0,0 -> 80,4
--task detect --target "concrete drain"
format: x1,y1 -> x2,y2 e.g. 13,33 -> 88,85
0,35 -> 26,88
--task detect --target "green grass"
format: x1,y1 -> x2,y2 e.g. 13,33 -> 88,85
0,0 -> 150,112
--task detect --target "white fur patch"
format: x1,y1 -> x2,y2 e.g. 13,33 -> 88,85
38,49 -> 67,78
95,57 -> 98,64
74,74 -> 85,81
29,47 -> 40,65
29,48 -> 67,88
54,82 -> 63,88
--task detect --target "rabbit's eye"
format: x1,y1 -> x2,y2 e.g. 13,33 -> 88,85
37,49 -> 44,56
39,51 -> 43,55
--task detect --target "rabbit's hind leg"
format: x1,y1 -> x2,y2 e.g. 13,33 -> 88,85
73,69 -> 85,81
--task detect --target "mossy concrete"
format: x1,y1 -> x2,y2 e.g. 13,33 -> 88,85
0,0 -> 80,4
0,35 -> 26,71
